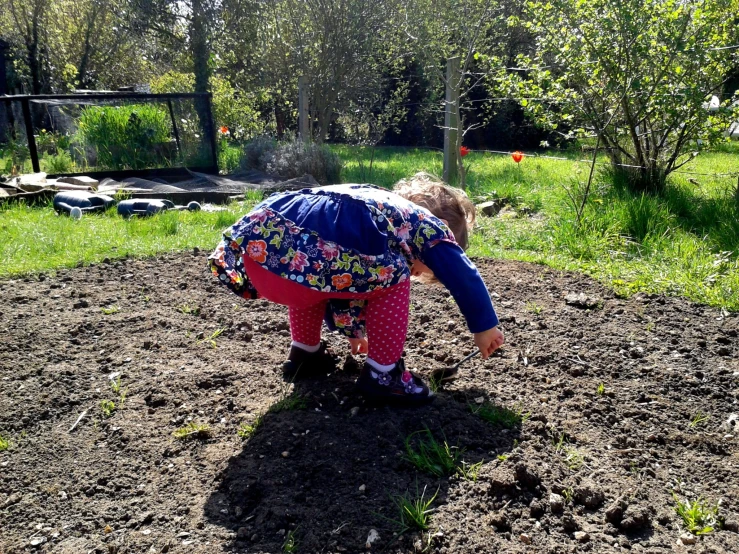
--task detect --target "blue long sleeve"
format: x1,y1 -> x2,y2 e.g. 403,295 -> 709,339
422,241 -> 499,333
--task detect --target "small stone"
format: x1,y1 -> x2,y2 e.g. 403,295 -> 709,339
574,531 -> 590,542
679,533 -> 697,545
474,396 -> 485,404
359,484 -> 366,493
549,493 -> 564,513
30,537 -> 46,547
350,407 -> 360,417
723,519 -> 739,533
237,527 -> 249,539
176,532 -> 190,538
282,451 -> 289,458
366,528 -> 380,549
58,490 -> 67,500
519,533 -> 532,545
251,534 -> 258,542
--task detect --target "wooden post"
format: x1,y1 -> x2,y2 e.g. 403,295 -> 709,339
443,57 -> 460,184
298,76 -> 310,142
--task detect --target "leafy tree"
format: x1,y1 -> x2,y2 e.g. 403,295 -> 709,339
518,0 -> 739,192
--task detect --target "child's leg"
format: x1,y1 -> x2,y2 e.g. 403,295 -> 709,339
365,280 -> 411,365
289,302 -> 327,348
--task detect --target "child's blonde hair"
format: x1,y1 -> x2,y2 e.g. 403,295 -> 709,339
393,172 -> 476,250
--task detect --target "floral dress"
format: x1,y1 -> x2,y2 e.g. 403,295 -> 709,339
209,184 -> 457,337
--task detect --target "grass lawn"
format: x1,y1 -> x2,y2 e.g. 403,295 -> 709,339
1,143 -> 738,310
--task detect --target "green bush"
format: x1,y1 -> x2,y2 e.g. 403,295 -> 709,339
76,104 -> 174,170
241,138 -> 343,185
43,151 -> 75,174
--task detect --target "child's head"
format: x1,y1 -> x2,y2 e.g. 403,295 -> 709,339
393,172 -> 476,250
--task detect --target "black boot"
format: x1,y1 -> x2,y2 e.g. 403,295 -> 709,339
355,359 -> 434,405
282,341 -> 337,378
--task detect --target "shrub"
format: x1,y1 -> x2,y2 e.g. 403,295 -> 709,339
76,104 -> 174,170
241,138 -> 343,185
43,151 -> 75,174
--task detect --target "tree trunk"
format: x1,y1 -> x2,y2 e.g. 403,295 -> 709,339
190,0 -> 213,162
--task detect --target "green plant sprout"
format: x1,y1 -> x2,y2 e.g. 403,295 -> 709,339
198,328 -> 225,348
404,427 -> 463,477
269,386 -> 307,413
391,485 -> 438,532
0,434 -> 10,452
673,492 -> 722,535
173,422 -> 212,440
178,304 -> 201,316
596,383 -> 606,395
282,528 -> 299,553
471,401 -> 530,429
689,412 -> 710,428
100,305 -> 121,315
100,399 -> 116,418
525,301 -> 544,315
562,487 -> 574,503
237,415 -> 263,439
457,461 -> 483,482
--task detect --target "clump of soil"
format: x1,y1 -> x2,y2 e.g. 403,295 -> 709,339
1,253 -> 738,553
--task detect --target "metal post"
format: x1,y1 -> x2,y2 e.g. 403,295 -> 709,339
298,76 -> 310,142
443,57 -> 460,184
167,99 -> 182,154
0,39 -> 9,143
21,97 -> 40,173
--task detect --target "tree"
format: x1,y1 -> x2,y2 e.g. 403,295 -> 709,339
2,0 -> 51,94
518,0 -> 739,192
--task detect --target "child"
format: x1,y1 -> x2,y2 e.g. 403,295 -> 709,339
209,172 -> 504,405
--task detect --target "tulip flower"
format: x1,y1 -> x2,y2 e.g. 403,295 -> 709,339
511,151 -> 524,163
460,146 -> 470,157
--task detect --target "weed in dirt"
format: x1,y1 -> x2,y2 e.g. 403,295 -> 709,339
282,528 -> 299,553
645,321 -> 655,332
100,305 -> 121,315
404,427 -> 463,477
470,401 -> 530,429
525,301 -> 544,315
111,377 -> 122,394
237,415 -> 263,439
497,454 -> 508,462
269,387 -> 307,413
0,434 -> 9,451
179,304 -> 201,316
457,461 -> 483,481
689,412 -> 710,428
673,493 -> 722,535
198,328 -> 225,348
391,484 -> 438,532
562,487 -> 574,503
596,383 -> 606,396
173,422 -> 212,440
553,433 -> 584,470
100,399 -> 116,418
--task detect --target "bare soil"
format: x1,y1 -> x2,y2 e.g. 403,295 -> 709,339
1,253 -> 738,553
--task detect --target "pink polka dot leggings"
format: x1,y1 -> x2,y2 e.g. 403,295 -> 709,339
243,257 -> 410,364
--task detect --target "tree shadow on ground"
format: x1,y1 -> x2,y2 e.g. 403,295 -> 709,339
204,369 -> 522,553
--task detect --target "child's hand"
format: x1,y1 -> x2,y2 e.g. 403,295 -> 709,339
474,327 -> 505,359
348,337 -> 368,355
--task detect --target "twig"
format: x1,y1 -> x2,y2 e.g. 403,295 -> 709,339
68,409 -> 88,433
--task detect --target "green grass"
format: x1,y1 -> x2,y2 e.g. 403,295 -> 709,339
99,399 -> 116,418
173,421 -> 212,440
237,415 -> 263,439
471,401 -> 530,429
673,493 -> 722,535
391,485 -> 438,532
404,427 -> 463,477
335,144 -> 739,311
0,434 -> 9,452
281,529 -> 299,553
0,199 -> 256,277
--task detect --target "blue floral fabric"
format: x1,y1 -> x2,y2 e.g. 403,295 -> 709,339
208,185 -> 457,337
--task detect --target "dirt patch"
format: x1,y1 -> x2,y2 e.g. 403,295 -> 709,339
1,253 -> 738,553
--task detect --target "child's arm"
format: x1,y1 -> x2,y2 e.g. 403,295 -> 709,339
422,241 -> 504,357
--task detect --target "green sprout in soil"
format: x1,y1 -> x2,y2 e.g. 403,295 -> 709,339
101,305 -> 121,315
553,432 -> 584,470
525,301 -> 543,315
497,454 -> 508,462
100,399 -> 116,418
173,422 -> 212,440
457,461 -> 483,482
198,328 -> 225,348
404,427 -> 463,477
269,384 -> 307,413
596,383 -> 606,396
282,528 -> 299,553
689,412 -> 710,428
178,304 -> 201,316
391,485 -> 438,532
562,487 -> 574,504
673,492 -> 722,535
237,415 -> 263,439
470,401 -> 530,429
0,434 -> 9,452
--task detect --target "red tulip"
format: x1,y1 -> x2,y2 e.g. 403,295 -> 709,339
511,151 -> 524,163
219,126 -> 229,135
459,146 -> 470,157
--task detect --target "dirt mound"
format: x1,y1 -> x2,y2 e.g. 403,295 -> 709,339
0,254 -> 737,553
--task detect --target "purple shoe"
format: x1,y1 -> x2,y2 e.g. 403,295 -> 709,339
356,359 -> 434,406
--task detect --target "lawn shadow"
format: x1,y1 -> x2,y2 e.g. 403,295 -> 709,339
204,371 -> 522,552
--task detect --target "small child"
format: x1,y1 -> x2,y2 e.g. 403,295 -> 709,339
209,172 -> 504,405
